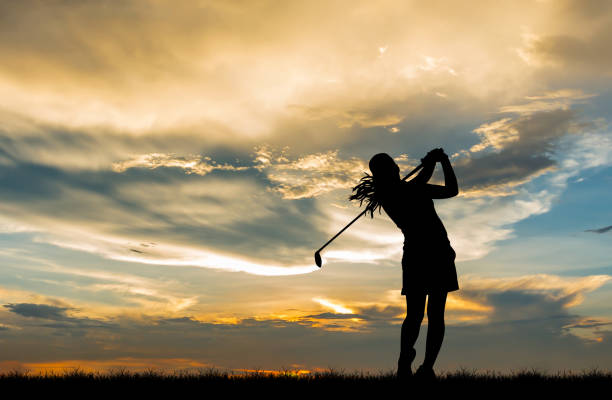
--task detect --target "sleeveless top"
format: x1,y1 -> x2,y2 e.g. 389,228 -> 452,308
378,179 -> 459,293
379,180 -> 449,247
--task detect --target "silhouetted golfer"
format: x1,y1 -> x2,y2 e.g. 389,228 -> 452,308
350,148 -> 458,379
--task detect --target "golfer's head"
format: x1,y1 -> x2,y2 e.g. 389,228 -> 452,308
369,153 -> 399,182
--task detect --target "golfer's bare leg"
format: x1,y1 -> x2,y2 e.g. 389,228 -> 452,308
423,291 -> 447,369
399,291 -> 426,371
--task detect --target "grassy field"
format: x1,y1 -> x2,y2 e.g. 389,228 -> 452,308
2,368 -> 611,396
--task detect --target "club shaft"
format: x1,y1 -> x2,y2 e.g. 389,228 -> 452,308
316,209 -> 367,253
316,163 -> 423,253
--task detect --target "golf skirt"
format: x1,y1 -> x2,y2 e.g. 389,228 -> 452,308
401,239 -> 459,295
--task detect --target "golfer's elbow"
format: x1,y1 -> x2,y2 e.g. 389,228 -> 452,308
445,186 -> 459,198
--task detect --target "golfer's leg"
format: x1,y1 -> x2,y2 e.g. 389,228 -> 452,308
400,291 -> 426,365
423,291 -> 447,369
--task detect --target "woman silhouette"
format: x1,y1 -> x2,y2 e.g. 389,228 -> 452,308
350,148 -> 459,378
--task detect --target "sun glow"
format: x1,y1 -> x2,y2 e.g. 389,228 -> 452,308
446,294 -> 494,313
312,298 -> 354,314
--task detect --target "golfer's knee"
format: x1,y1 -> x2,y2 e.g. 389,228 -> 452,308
405,310 -> 424,325
428,318 -> 445,331
426,310 -> 445,327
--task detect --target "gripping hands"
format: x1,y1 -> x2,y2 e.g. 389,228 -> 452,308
421,148 -> 448,165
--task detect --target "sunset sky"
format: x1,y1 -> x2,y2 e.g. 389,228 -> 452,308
1,0 -> 612,373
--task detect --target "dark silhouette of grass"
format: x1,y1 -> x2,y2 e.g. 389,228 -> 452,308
2,368 -> 611,397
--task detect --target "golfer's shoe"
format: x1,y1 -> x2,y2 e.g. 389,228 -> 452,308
415,365 -> 436,381
397,364 -> 412,379
396,348 -> 416,379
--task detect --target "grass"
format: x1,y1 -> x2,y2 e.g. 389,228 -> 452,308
2,368 -> 611,397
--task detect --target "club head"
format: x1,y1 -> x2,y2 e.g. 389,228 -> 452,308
314,251 -> 322,268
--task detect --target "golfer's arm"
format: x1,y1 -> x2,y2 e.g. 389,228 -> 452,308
426,157 -> 458,198
412,160 -> 435,184
440,157 -> 458,196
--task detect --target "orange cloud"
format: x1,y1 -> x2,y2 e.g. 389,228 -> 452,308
1,358 -> 212,374
446,294 -> 493,313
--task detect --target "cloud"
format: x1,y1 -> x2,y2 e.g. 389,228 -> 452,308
445,125 -> 612,260
3,303 -> 112,332
312,298 -> 354,314
0,113 -> 248,171
457,91 -> 598,197
516,1 -> 612,77
0,0 -> 563,145
337,112 -> 403,129
112,153 -> 249,175
498,90 -> 596,116
4,303 -> 69,320
0,140 -> 334,273
520,27 -> 612,74
112,147 -> 414,204
585,225 -> 612,234
524,89 -> 596,101
42,231 -> 319,277
470,90 -> 590,154
460,274 -> 611,311
287,106 -> 405,129
254,147 -> 368,199
10,358 -> 213,374
2,271 -> 611,371
470,118 -> 519,152
22,263 -> 201,315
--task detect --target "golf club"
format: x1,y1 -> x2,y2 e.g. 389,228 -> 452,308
314,163 -> 424,267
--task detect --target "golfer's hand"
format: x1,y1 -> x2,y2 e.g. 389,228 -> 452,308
421,150 -> 435,165
435,148 -> 448,161
422,148 -> 446,164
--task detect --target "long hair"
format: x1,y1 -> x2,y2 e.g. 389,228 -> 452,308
349,153 -> 399,218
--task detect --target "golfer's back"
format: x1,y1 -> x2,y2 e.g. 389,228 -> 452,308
381,180 -> 449,247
